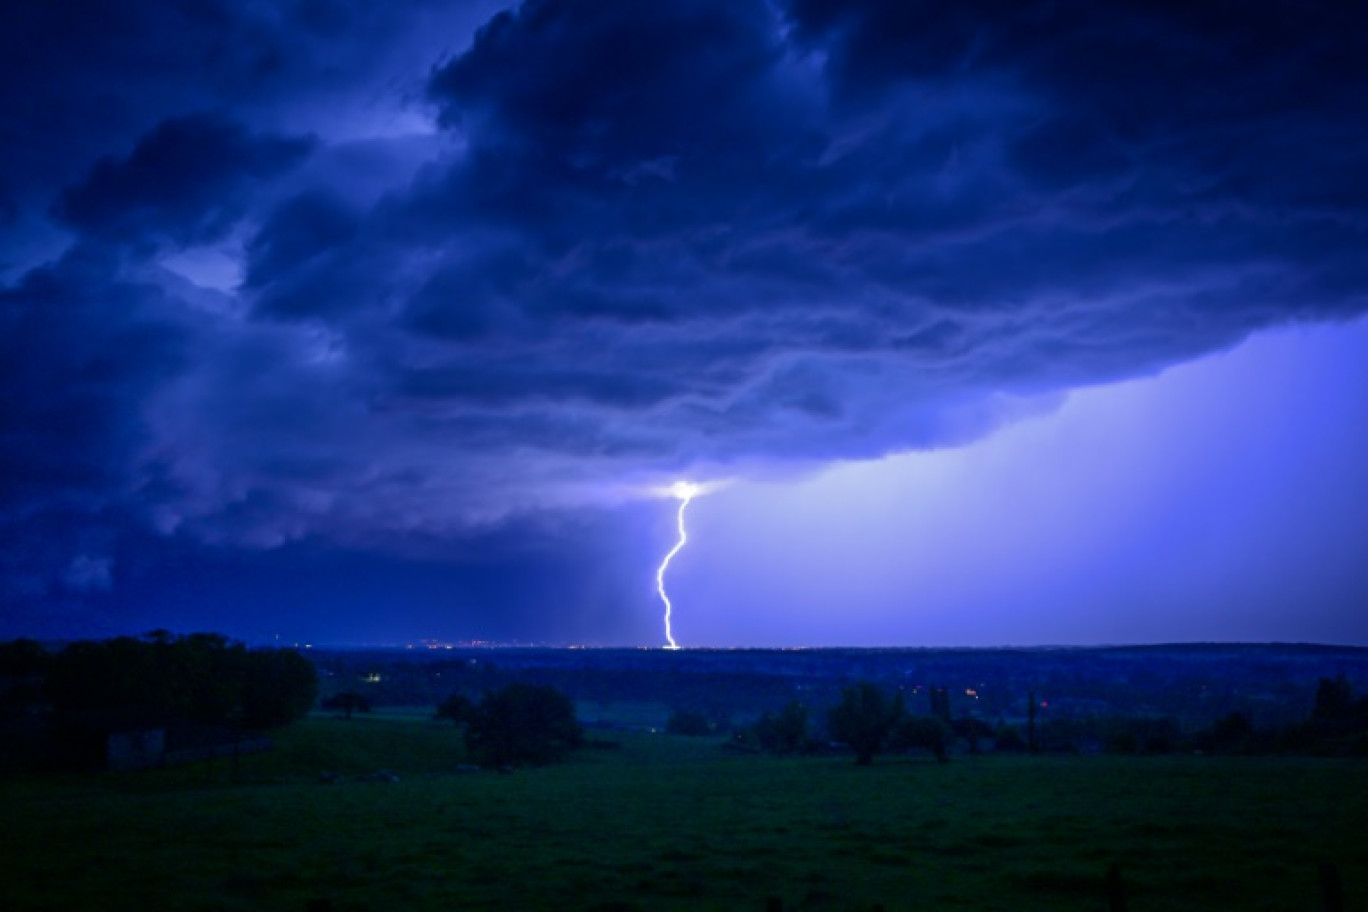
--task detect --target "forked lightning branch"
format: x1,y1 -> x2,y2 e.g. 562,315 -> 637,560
656,481 -> 699,650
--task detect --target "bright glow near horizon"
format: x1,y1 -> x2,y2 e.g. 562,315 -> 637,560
670,481 -> 700,500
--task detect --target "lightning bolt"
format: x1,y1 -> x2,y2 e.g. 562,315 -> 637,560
656,481 -> 698,650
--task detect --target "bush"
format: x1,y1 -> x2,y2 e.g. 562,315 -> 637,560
754,701 -> 811,754
466,683 -> 582,768
323,692 -> 373,719
666,710 -> 713,736
240,648 -> 319,729
436,693 -> 475,726
893,715 -> 952,762
994,725 -> 1027,753
45,633 -> 316,730
828,683 -> 902,765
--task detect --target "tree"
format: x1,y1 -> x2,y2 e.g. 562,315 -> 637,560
1313,675 -> 1356,723
928,686 -> 951,723
827,683 -> 902,765
994,725 -> 1028,753
171,632 -> 247,725
435,693 -> 474,726
666,709 -> 712,736
1200,711 -> 1255,753
239,648 -> 318,729
0,639 -> 50,708
894,715 -> 953,762
324,691 -> 373,720
0,638 -> 50,678
45,634 -> 315,730
952,717 -> 993,755
46,636 -> 160,716
466,683 -> 582,768
754,701 -> 810,754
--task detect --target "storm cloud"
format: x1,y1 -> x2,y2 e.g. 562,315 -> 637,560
2,0 -> 1366,634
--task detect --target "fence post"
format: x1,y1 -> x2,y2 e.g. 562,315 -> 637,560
1320,862 -> 1344,912
1105,863 -> 1127,912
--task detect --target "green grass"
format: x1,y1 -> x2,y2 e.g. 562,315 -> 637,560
1,719 -> 1363,911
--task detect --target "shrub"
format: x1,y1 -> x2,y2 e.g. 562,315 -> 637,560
827,683 -> 902,765
666,710 -> 713,736
466,683 -> 582,767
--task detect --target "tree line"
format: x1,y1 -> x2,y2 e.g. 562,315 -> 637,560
434,684 -> 582,768
0,632 -> 317,730
665,675 -> 1368,762
315,682 -> 586,769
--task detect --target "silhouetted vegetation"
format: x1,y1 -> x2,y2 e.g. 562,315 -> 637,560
0,638 -> 50,679
755,700 -> 812,754
8,640 -> 1368,779
44,632 -> 316,730
305,644 -> 1368,743
952,717 -> 994,754
994,724 -> 1028,753
1192,711 -> 1256,754
893,715 -> 953,762
730,699 -> 815,754
465,683 -> 582,767
1298,675 -> 1368,755
3,641 -> 1368,908
665,709 -> 713,736
321,691 -> 372,719
240,647 -> 320,729
0,638 -> 50,709
435,692 -> 475,726
828,682 -> 903,765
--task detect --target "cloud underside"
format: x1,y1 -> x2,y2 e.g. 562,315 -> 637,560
3,0 -> 1367,576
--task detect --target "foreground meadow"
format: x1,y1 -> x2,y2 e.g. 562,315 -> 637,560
1,716 -> 1363,911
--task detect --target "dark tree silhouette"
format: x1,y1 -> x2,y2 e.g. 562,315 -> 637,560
466,683 -> 582,767
238,648 -> 318,729
435,693 -> 474,726
0,638 -> 50,678
894,715 -> 953,762
828,682 -> 902,765
44,633 -> 315,729
1199,711 -> 1256,753
323,691 -> 373,720
754,701 -> 810,754
666,709 -> 712,736
994,725 -> 1028,753
952,717 -> 993,755
1313,675 -> 1356,722
928,685 -> 951,722
0,638 -> 50,708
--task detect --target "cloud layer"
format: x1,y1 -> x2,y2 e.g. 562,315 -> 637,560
2,0 -> 1366,625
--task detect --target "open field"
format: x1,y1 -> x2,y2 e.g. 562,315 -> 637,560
1,717 -> 1363,911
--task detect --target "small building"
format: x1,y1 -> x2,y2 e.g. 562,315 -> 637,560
54,706 -> 170,771
107,724 -> 167,771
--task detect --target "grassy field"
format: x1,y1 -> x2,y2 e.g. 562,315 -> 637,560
1,717 -> 1363,911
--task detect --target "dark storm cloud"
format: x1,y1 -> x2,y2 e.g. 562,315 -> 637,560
0,0 -> 501,219
330,0 -> 1366,472
0,248 -> 190,610
54,114 -> 315,247
0,252 -> 187,512
2,0 -> 1367,626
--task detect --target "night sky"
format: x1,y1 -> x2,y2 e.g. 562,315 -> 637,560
3,1 -> 1366,646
